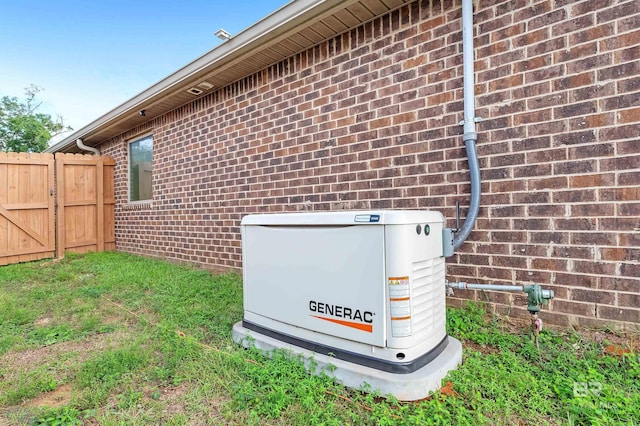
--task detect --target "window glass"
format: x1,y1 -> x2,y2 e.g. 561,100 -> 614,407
129,135 -> 153,202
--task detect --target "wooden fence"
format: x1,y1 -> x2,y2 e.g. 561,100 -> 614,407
0,153 -> 55,265
0,152 -> 114,266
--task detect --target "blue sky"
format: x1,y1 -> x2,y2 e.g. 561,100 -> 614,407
0,0 -> 289,138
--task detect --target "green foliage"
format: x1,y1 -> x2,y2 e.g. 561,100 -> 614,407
76,346 -> 148,403
27,324 -> 75,346
33,406 -> 83,426
116,389 -> 144,409
0,367 -> 57,405
76,346 -> 146,388
232,350 -> 332,419
0,328 -> 22,355
0,293 -> 37,327
1,253 -> 639,425
0,85 -> 72,152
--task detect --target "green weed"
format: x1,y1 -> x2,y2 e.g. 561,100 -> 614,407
33,406 -> 84,426
75,345 -> 149,407
27,324 -> 75,346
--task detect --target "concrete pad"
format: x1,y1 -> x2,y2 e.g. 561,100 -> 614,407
232,321 -> 463,401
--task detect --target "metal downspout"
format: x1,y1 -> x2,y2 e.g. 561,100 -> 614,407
452,0 -> 481,250
76,139 -> 100,155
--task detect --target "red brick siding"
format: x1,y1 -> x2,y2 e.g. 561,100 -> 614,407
99,0 -> 640,329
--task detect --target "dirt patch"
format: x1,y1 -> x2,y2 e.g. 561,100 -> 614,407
0,330 -> 129,389
39,258 -> 61,268
101,297 -> 160,327
24,384 -> 73,408
573,329 -> 639,352
33,316 -> 53,327
157,383 -> 190,416
462,340 -> 501,355
1,331 -> 128,372
460,312 -> 640,356
487,314 -> 640,351
156,383 -> 229,425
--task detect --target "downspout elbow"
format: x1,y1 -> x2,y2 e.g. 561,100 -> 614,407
76,139 -> 100,156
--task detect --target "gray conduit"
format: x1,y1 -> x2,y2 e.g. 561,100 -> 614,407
452,0 -> 481,250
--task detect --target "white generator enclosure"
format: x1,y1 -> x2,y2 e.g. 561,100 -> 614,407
232,211 -> 462,400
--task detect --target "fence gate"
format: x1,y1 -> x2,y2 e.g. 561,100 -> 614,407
0,153 -> 56,265
56,153 -> 115,255
0,152 -> 114,266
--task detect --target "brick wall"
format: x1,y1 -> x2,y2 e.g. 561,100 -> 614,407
99,0 -> 640,329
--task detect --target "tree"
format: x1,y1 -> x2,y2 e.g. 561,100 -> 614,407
0,85 -> 72,153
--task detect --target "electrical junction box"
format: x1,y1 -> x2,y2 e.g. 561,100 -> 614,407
232,210 -> 462,400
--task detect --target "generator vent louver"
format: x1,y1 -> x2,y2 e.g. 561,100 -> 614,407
411,257 -> 446,339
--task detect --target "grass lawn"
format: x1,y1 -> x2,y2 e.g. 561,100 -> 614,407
0,252 -> 638,425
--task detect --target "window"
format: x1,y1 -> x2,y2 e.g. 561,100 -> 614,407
129,134 -> 153,202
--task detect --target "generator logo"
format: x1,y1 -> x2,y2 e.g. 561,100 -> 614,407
309,300 -> 374,333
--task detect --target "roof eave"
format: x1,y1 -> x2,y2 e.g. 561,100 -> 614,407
46,0 -> 357,153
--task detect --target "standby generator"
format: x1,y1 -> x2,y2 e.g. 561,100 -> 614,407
232,210 -> 462,400
230,0 -> 559,401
